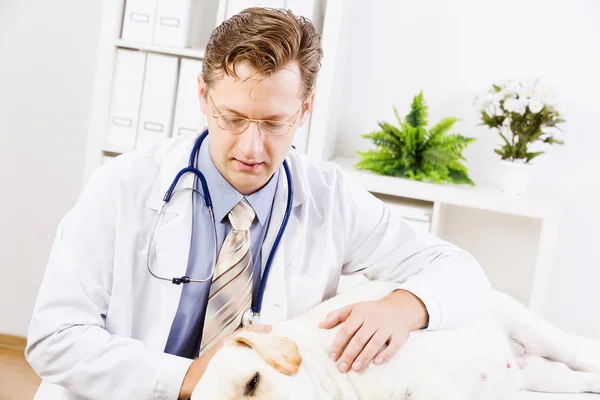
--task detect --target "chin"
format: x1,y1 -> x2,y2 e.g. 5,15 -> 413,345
234,178 -> 264,196
230,172 -> 271,194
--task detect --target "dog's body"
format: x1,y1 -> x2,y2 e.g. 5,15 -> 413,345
192,281 -> 600,399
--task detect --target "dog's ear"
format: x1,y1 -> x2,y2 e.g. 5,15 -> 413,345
232,331 -> 302,376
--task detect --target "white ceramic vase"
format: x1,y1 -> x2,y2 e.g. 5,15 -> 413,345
498,160 -> 535,195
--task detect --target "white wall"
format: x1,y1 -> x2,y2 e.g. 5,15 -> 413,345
0,0 -> 102,336
333,0 -> 600,337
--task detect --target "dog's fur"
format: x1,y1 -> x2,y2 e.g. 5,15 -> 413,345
192,281 -> 600,399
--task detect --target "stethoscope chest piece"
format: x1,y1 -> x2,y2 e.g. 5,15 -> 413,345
241,308 -> 259,327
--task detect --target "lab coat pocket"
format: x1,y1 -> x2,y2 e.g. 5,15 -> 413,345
285,268 -> 331,318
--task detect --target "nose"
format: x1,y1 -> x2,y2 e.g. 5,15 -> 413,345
237,121 -> 264,159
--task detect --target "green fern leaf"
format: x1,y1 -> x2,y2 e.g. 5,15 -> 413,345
361,131 -> 402,153
434,134 -> 476,154
401,123 -> 418,154
392,106 -> 404,130
381,159 -> 410,176
422,147 -> 454,166
448,168 -> 475,185
415,126 -> 427,149
355,149 -> 396,172
428,117 -> 458,142
448,160 -> 468,172
405,92 -> 428,128
377,121 -> 405,143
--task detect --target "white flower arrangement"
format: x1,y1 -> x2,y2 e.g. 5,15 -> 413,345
476,79 -> 565,163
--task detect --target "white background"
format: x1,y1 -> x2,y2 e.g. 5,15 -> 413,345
0,0 -> 102,336
0,0 -> 599,340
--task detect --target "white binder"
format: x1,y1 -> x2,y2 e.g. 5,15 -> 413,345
285,0 -> 316,20
172,59 -> 206,136
153,0 -> 193,48
106,49 -> 146,148
137,54 -> 180,148
121,0 -> 159,43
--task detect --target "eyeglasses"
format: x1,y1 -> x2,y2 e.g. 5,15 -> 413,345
209,94 -> 302,137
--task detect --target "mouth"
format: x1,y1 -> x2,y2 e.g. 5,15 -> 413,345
234,159 -> 264,172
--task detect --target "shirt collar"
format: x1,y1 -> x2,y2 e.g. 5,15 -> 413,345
198,134 -> 279,226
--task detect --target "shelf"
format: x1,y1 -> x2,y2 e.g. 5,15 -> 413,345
102,143 -> 135,155
114,39 -> 205,59
332,157 -> 558,220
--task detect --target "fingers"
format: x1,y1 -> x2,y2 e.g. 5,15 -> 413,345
326,310 -> 362,360
351,330 -> 392,372
373,335 -> 403,366
318,305 -> 353,329
320,298 -> 412,374
334,324 -> 377,373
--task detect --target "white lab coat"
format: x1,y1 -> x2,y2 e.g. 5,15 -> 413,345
26,132 -> 491,399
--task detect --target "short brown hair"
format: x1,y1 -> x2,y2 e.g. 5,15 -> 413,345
202,7 -> 323,100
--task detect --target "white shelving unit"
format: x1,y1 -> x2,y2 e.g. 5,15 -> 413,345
332,157 -> 557,220
114,39 -> 206,59
329,156 -> 560,312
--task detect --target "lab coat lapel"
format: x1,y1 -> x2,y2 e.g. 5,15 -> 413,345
259,158 -> 304,325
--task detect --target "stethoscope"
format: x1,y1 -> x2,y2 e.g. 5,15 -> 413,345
147,129 -> 294,326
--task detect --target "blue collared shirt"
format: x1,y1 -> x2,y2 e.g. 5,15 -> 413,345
164,134 -> 279,358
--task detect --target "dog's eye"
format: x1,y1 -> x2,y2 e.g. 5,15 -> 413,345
244,372 -> 260,396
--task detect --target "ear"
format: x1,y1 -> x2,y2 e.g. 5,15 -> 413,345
298,88 -> 315,126
197,73 -> 209,115
232,331 -> 302,376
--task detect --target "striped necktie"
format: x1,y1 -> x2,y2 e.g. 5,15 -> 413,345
200,199 -> 256,354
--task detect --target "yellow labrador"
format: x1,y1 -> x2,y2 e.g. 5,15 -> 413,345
192,281 -> 600,399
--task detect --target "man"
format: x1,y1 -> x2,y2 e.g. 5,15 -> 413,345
26,8 -> 491,399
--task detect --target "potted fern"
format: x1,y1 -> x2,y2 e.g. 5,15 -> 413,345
356,92 -> 475,185
477,79 -> 565,194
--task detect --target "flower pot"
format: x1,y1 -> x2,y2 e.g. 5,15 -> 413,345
498,160 -> 535,195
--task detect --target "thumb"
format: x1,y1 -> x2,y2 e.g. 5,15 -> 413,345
318,305 -> 353,329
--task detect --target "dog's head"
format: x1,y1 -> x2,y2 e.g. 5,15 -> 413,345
192,331 -> 314,399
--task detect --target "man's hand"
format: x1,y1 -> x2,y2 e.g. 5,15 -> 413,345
318,289 -> 428,374
178,324 -> 272,399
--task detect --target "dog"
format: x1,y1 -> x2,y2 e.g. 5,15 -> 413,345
192,280 -> 600,399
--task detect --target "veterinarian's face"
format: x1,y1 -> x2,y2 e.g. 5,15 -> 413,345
192,332 -> 314,400
198,62 -> 314,196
